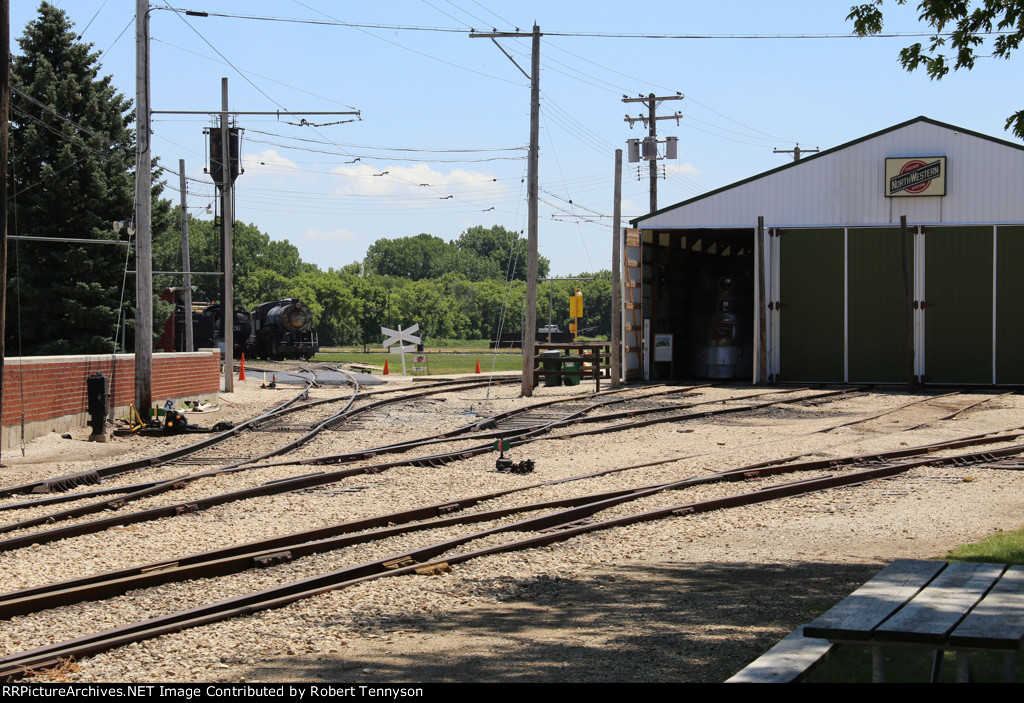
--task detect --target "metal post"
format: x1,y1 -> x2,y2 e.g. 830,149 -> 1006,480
220,78 -> 234,392
901,215 -> 915,391
134,0 -> 153,418
179,159 -> 194,352
522,25 -> 540,397
757,216 -> 767,384
611,149 -> 622,388
548,279 -> 554,343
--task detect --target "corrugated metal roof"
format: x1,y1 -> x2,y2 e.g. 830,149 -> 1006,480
634,116 -> 1024,229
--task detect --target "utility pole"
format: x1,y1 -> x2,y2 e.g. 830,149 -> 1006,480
773,144 -> 819,161
1,0 -> 9,463
135,0 -> 153,418
624,93 -> 683,212
611,148 -> 622,388
470,25 -> 541,396
154,86 -> 359,389
178,159 -> 194,352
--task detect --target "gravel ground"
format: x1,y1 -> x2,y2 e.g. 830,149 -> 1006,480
1,371 -> 1022,683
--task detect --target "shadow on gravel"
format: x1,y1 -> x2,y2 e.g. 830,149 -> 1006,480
239,559 -> 883,683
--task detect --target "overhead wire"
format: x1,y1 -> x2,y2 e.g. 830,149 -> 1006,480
158,3 -> 509,217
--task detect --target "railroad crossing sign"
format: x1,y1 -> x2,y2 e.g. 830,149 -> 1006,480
381,323 -> 421,375
381,323 -> 420,348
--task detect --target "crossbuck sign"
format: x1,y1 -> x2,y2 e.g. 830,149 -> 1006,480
381,323 -> 421,375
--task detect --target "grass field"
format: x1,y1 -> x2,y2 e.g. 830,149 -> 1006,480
314,349 -> 523,375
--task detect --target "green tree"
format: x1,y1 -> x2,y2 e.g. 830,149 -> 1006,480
7,3 -> 170,353
848,1 -> 1024,139
364,233 -> 455,280
454,225 -> 550,281
154,212 -> 312,308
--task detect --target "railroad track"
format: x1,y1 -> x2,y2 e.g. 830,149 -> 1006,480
0,385 -> 997,553
0,375 -> 518,502
0,383 -> 1018,681
1,425 -> 1022,680
0,385 -> 868,552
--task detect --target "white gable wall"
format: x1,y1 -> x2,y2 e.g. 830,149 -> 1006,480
639,119 -> 1024,230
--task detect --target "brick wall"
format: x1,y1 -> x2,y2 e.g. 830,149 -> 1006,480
1,349 -> 221,448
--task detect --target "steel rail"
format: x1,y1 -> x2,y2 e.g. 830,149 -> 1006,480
4,442 -> 1021,681
5,426 -> 1020,618
0,380 -> 669,533
253,383 -> 716,468
0,385 -> 313,499
734,392 -> 1017,472
256,385 -> 817,469
0,389 -> 867,552
0,377 -> 519,522
0,375 -> 511,500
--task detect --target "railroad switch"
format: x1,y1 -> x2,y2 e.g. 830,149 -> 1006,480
163,409 -> 191,434
494,440 -> 535,474
496,458 -> 535,474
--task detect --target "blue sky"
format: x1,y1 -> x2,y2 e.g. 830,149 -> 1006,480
13,1 -> 1022,276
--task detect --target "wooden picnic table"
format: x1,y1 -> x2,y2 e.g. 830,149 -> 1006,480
803,559 -> 1024,682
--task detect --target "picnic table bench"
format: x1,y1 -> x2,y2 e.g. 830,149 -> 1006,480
729,559 -> 1024,683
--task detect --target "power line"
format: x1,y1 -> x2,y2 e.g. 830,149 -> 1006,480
151,10 -> 1015,40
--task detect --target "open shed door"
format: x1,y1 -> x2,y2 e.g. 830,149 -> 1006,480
624,229 -> 643,381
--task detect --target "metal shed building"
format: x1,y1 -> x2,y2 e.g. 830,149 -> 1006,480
626,116 -> 1024,386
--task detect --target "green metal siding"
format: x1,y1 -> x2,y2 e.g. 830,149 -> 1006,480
848,228 -> 911,382
924,227 -> 993,384
780,229 -> 844,382
997,226 -> 1024,384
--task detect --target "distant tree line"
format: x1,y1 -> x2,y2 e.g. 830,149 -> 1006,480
153,218 -> 611,348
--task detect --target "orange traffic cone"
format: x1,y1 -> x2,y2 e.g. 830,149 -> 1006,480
383,359 -> 389,375
238,353 -> 247,381
475,359 -> 481,374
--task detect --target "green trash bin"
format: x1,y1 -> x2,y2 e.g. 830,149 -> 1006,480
562,357 -> 581,386
540,350 -> 562,387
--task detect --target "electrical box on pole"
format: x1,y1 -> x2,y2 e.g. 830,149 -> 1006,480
208,127 -> 241,185
627,138 -> 640,163
666,136 -> 678,160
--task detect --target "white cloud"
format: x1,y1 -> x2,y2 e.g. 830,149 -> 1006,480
327,162 -> 505,199
242,148 -> 300,172
620,198 -> 645,217
304,228 -> 360,243
665,162 -> 701,176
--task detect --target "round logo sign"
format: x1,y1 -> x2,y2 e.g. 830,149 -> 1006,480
899,159 -> 933,194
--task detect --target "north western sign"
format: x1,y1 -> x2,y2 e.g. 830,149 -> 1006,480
885,157 -> 946,197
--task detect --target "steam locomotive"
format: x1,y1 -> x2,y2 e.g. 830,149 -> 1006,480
248,299 -> 319,360
167,298 -> 319,361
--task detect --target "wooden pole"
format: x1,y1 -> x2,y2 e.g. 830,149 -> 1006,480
521,25 -> 540,397
648,93 -> 657,212
134,0 -> 153,417
1,0 -> 9,463
611,149 -> 622,388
